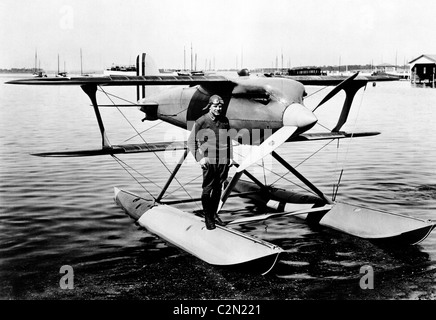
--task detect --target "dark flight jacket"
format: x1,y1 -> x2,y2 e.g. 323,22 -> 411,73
188,113 -> 233,164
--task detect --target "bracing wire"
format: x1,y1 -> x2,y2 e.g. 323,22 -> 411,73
98,86 -> 195,202
95,88 -> 165,142
162,172 -> 203,198
232,148 -> 315,197
332,138 -> 342,200
111,155 -> 158,200
332,84 -> 368,200
270,139 -> 336,186
161,173 -> 204,211
315,122 -> 333,131
304,85 -> 330,100
96,87 -> 189,143
96,89 -> 138,106
124,121 -> 164,143
123,103 -> 191,143
261,158 -> 267,185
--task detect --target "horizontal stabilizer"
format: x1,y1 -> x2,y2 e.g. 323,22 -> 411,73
32,141 -> 187,157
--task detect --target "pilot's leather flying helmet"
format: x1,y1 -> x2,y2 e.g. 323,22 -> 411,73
204,95 -> 224,110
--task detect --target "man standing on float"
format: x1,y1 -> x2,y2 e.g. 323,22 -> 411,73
188,95 -> 234,230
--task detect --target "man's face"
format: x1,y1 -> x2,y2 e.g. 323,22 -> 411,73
209,101 -> 223,116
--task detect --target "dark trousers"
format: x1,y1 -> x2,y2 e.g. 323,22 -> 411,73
201,163 -> 230,215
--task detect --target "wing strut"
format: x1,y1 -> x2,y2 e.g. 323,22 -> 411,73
218,126 -> 300,212
271,151 -> 332,204
156,149 -> 189,202
81,85 -> 111,148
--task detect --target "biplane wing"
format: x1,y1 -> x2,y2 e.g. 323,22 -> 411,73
31,141 -> 188,157
6,73 -> 396,87
282,74 -> 400,86
6,74 -> 232,86
31,131 -> 380,157
8,70 -> 380,158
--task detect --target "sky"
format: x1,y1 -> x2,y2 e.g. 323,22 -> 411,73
1,0 -> 436,72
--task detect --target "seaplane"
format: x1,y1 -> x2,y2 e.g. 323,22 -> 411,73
6,53 -> 436,275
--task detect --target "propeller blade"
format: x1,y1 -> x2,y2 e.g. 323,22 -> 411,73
312,72 -> 359,112
217,125 -> 298,212
218,104 -> 317,212
237,126 -> 299,173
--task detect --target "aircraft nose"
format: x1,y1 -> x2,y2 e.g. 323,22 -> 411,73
283,103 -> 318,130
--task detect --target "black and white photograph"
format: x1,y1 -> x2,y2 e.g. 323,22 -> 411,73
1,0 -> 435,313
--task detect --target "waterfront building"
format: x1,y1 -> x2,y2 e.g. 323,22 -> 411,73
409,54 -> 436,87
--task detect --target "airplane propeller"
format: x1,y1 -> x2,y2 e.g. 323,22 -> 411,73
237,102 -> 317,173
218,102 -> 318,212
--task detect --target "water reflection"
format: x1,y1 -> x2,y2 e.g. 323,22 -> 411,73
274,231 -> 431,281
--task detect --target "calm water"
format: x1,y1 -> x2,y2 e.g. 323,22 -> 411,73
1,74 -> 435,299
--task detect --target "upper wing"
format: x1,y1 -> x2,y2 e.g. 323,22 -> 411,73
6,74 -> 233,86
6,74 -> 398,87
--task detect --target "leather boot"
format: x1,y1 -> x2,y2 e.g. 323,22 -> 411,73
204,211 -> 216,230
201,194 -> 215,230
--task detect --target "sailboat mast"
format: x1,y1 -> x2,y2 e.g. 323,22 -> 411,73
34,49 -> 37,73
190,43 -> 193,72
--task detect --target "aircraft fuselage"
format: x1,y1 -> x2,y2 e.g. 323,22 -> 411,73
140,77 -> 310,145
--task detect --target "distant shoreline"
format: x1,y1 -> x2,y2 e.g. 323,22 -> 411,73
0,68 -> 38,74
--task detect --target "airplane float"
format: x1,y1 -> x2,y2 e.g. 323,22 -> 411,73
7,53 -> 435,275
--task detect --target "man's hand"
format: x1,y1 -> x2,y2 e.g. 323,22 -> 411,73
199,157 -> 209,169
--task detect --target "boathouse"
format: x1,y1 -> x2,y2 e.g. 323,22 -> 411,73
409,54 -> 436,87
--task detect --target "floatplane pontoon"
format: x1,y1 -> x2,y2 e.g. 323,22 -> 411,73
7,53 -> 435,275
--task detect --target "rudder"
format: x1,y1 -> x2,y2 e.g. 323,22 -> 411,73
136,53 -> 160,101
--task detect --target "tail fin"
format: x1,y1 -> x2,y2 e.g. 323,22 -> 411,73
136,53 -> 160,101
312,72 -> 368,132
331,79 -> 367,132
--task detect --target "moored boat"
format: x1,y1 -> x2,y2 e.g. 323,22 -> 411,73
104,65 -> 136,76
